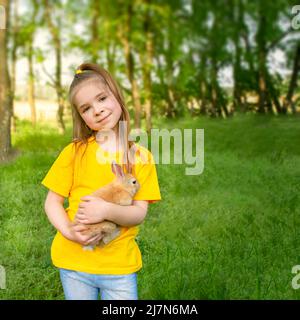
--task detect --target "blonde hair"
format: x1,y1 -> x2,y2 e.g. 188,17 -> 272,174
68,62 -> 137,174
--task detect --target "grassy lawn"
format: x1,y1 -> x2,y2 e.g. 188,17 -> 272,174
0,114 -> 300,299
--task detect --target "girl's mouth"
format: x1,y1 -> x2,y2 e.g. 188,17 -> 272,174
97,113 -> 111,123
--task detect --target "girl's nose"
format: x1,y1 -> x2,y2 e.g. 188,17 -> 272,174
94,105 -> 105,116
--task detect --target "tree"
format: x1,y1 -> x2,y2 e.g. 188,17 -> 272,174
0,0 -> 12,161
139,0 -> 154,133
90,0 -> 100,63
10,0 -> 20,132
17,0 -> 40,126
283,43 -> 300,114
26,0 -> 39,126
42,0 -> 66,133
118,0 -> 142,128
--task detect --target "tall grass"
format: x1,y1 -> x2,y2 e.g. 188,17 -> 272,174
0,114 -> 300,299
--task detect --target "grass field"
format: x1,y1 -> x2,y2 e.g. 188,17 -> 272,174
0,114 -> 300,299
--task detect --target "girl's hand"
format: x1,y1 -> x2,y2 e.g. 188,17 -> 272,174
67,223 -> 104,246
75,196 -> 109,224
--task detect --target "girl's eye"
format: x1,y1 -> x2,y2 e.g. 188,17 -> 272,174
99,96 -> 107,102
82,106 -> 90,113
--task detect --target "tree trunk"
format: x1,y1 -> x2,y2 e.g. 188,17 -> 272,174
233,0 -> 244,113
165,15 -> 176,118
266,72 -> 282,114
55,36 -> 65,133
166,88 -> 176,118
43,0 -> 65,133
257,17 -> 267,114
155,55 -> 172,116
10,0 -> 19,133
119,2 -> 142,128
0,0 -> 12,161
242,31 -> 255,75
106,42 -> 116,76
27,0 -> 38,126
199,80 -> 207,115
28,37 -> 36,126
283,43 -> 300,114
141,0 -> 153,133
210,59 -> 223,117
199,55 -> 207,115
91,0 -> 100,63
102,6 -> 116,75
256,5 -> 273,114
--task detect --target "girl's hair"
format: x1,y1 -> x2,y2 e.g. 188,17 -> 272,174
68,62 -> 137,174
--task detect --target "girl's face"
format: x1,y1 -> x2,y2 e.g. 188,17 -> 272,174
74,81 -> 122,132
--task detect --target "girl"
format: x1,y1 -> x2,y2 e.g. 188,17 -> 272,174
41,63 -> 161,300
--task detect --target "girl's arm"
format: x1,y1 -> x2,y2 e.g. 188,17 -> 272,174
44,190 -> 73,239
105,200 -> 148,227
44,190 -> 103,245
75,197 -> 149,227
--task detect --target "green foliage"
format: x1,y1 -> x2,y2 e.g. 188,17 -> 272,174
10,0 -> 300,117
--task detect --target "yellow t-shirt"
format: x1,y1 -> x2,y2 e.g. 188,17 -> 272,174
41,136 -> 161,275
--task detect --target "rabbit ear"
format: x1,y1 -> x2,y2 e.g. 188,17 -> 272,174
111,161 -> 125,178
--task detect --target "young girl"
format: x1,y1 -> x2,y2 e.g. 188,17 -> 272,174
41,63 -> 161,300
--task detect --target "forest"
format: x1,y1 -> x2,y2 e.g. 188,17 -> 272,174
0,0 -> 299,160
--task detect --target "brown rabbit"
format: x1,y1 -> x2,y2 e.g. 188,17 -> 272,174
74,161 -> 140,250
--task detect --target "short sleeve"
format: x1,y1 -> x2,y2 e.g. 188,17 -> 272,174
133,147 -> 161,204
41,143 -> 75,197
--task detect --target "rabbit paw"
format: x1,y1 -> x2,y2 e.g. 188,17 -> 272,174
98,228 -> 121,248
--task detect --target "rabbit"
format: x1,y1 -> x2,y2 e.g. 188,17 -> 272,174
74,160 -> 140,250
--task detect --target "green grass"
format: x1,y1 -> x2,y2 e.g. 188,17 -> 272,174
0,114 -> 300,299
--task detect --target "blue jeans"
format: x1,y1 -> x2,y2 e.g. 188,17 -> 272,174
59,268 -> 138,300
